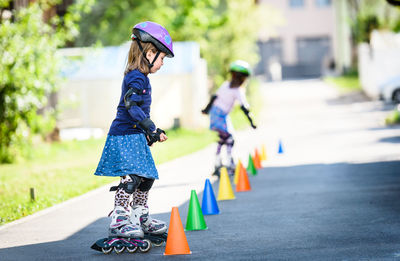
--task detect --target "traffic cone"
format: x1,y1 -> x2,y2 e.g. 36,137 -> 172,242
236,163 -> 251,192
278,139 -> 284,154
186,190 -> 207,230
254,149 -> 262,169
233,159 -> 242,185
247,154 -> 257,176
217,167 -> 235,201
261,144 -> 267,161
164,207 -> 192,255
201,179 -> 220,215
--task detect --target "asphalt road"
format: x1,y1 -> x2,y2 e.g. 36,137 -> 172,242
0,79 -> 399,261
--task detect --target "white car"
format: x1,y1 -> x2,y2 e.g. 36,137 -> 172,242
379,75 -> 400,103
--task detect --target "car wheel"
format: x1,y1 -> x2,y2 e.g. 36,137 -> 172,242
393,89 -> 400,103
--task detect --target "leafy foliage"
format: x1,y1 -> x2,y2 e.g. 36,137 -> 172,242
0,0 -> 93,163
347,0 -> 400,43
76,0 -> 277,87
385,108 -> 400,125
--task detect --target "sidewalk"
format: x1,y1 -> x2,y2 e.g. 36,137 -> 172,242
1,79 -> 400,260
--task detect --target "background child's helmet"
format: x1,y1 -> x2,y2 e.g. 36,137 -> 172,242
229,60 -> 251,76
132,21 -> 174,58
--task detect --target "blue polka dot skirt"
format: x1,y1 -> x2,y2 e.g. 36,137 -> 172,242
209,106 -> 234,134
94,134 -> 158,179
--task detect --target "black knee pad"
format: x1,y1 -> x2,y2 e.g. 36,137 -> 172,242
137,177 -> 154,191
125,175 -> 142,193
109,175 -> 141,194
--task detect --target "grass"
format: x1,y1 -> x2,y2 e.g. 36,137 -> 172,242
0,79 -> 262,226
0,128 -> 216,226
324,71 -> 361,92
385,109 -> 400,125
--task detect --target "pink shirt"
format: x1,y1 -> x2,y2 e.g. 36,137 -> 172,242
213,81 -> 249,114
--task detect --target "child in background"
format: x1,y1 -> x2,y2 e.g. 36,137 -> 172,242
202,60 -> 256,177
94,21 -> 173,242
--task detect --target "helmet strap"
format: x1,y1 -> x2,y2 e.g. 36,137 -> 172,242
150,51 -> 160,68
134,38 -> 160,69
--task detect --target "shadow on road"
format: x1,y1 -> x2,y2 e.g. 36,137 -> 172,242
379,136 -> 400,143
325,91 -> 370,105
2,160 -> 400,260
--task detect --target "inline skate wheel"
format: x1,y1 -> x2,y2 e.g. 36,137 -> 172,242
114,245 -> 125,254
152,240 -> 164,247
101,246 -> 113,254
126,245 -> 138,253
139,239 -> 151,252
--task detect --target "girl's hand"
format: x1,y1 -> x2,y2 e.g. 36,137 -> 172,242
159,133 -> 168,142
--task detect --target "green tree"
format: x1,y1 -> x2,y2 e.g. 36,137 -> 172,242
348,0 -> 400,43
76,0 -> 278,87
0,0 -> 93,163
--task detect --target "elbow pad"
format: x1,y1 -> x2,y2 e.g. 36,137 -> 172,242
202,95 -> 217,114
124,87 -> 144,110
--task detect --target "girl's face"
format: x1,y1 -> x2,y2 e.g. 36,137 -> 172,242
147,50 -> 166,73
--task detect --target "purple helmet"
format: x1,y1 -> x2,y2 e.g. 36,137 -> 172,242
132,21 -> 174,58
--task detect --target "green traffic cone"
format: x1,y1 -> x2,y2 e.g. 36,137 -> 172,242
247,154 -> 257,176
185,190 -> 208,231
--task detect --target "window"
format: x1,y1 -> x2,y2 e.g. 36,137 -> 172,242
315,0 -> 331,7
289,0 -> 304,8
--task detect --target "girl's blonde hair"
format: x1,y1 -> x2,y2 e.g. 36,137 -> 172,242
125,41 -> 157,75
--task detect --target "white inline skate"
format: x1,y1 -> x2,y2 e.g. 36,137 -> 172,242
213,154 -> 235,177
227,156 -> 236,176
212,154 -> 223,177
91,206 -> 151,254
131,205 -> 168,246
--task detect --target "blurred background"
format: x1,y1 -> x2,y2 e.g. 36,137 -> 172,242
1,0 -> 400,226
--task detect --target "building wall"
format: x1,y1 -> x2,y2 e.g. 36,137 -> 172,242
258,0 -> 350,79
57,42 -> 208,135
358,31 -> 400,99
266,0 -> 336,64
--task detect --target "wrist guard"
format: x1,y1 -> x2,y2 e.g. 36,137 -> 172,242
147,128 -> 166,146
138,118 -> 165,145
240,105 -> 257,129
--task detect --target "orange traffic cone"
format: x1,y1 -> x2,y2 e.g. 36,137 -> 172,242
236,164 -> 251,192
164,207 -> 192,255
254,149 -> 261,169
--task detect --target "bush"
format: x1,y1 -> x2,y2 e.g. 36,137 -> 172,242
0,0 -> 93,163
385,109 -> 400,125
0,4 -> 61,162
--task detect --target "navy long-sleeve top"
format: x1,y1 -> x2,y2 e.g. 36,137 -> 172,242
108,69 -> 156,135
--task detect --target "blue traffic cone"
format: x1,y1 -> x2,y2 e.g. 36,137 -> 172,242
201,179 -> 220,215
278,139 -> 284,154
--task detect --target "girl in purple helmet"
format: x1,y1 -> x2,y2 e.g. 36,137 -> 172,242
94,21 -> 174,244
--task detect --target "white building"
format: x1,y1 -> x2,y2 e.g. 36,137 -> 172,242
257,0 -> 351,80
57,42 -> 208,136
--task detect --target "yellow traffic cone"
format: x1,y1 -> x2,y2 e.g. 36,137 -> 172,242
217,167 -> 235,201
233,159 -> 242,185
261,144 -> 267,161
